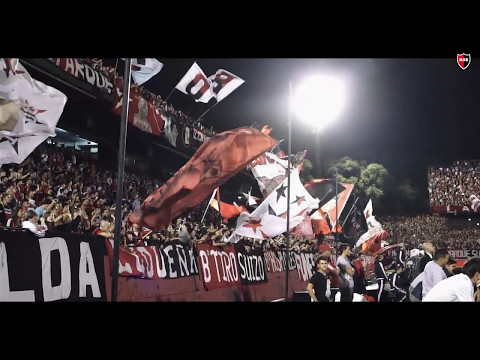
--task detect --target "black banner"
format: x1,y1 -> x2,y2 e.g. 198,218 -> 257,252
235,246 -> 268,285
264,250 -> 297,272
0,230 -> 107,302
159,108 -> 211,154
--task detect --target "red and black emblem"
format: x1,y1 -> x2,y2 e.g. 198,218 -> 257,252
457,53 -> 471,70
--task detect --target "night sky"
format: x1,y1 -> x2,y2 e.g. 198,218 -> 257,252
124,58 -> 479,190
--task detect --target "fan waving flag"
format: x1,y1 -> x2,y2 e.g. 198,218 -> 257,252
232,169 -> 319,240
0,59 -> 67,166
129,127 -> 277,230
208,69 -> 244,103
175,62 -> 214,103
131,58 -> 163,85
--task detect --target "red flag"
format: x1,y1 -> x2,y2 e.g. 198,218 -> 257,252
129,127 -> 276,229
211,199 -> 248,222
310,210 -> 331,235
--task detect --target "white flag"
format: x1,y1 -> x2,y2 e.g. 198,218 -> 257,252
0,59 -> 67,166
175,62 -> 214,103
208,69 -> 244,103
233,169 -> 319,240
363,198 -> 382,229
131,58 -> 163,85
363,199 -> 373,219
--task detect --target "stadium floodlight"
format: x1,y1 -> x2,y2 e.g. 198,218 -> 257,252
293,75 -> 347,131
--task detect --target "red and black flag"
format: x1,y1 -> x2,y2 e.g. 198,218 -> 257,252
129,127 -> 277,230
305,179 -> 346,209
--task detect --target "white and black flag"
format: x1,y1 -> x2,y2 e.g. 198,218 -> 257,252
0,58 -> 67,166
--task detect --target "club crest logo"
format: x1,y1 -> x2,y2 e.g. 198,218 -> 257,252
457,53 -> 471,70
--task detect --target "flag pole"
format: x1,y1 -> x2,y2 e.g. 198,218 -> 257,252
335,169 -> 338,243
195,101 -> 219,124
285,81 -> 293,302
111,58 -> 132,303
344,196 -> 359,226
353,192 -> 357,244
201,188 -> 217,224
165,86 -> 176,102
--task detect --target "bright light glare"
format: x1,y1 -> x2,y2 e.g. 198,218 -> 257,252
293,75 -> 347,130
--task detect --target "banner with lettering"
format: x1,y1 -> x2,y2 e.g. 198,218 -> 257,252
158,108 -> 211,152
48,58 -> 114,95
112,79 -> 165,136
431,205 -> 479,214
294,252 -> 316,282
195,242 -> 240,290
234,245 -> 268,285
105,240 -> 198,280
0,229 -> 107,302
448,249 -> 480,261
264,250 -> 297,273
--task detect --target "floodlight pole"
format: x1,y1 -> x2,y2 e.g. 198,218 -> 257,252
335,169 -> 338,243
285,81 -> 293,302
111,58 -> 131,302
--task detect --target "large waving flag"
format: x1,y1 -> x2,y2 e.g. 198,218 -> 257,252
249,150 -> 307,198
291,214 -> 315,240
131,58 -> 163,85
210,198 -> 248,222
341,203 -> 368,243
208,69 -> 244,103
175,62 -> 214,103
305,179 -> 345,209
320,183 -> 354,230
129,127 -> 277,229
0,59 -> 67,166
310,209 -> 331,235
232,169 -> 319,240
363,198 -> 382,229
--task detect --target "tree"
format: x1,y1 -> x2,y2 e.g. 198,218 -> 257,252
299,158 -> 314,183
326,157 -> 393,213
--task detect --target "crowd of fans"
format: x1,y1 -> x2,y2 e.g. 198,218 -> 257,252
428,160 -> 480,207
0,144 -> 321,254
4,142 -> 480,257
83,58 -> 216,137
380,214 -> 480,250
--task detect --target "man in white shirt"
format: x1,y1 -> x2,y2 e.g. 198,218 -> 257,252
422,248 -> 449,299
336,243 -> 355,302
22,210 -> 48,237
423,258 -> 480,302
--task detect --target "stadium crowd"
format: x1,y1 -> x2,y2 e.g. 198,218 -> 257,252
428,159 -> 480,207
0,143 -> 319,254
82,58 -> 216,136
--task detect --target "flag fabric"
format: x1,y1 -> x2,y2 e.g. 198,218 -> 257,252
310,209 -> 331,235
305,179 -> 346,209
232,169 -> 319,240
363,198 -> 383,229
210,198 -> 248,222
291,214 -> 315,240
364,199 -> 373,219
357,228 -> 388,253
250,152 -> 289,197
319,183 -> 354,230
0,59 -> 67,166
131,58 -> 163,85
129,127 -> 277,230
175,62 -> 214,103
341,204 -> 368,245
249,150 -> 307,198
112,78 -> 164,135
208,69 -> 244,103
